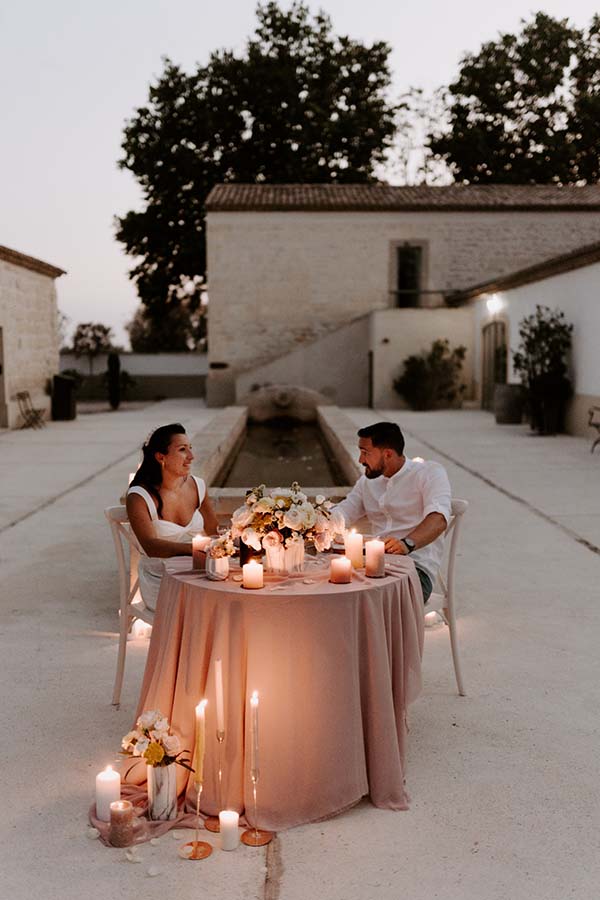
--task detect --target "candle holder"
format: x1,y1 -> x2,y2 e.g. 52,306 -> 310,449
204,729 -> 225,832
241,771 -> 273,847
179,783 -> 212,860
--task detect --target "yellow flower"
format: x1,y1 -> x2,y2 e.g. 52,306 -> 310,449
144,741 -> 165,766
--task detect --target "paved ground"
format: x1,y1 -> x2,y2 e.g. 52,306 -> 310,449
1,403 -> 599,900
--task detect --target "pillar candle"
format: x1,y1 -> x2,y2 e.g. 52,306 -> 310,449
95,765 -> 121,822
192,534 -> 211,570
365,539 -> 386,578
250,691 -> 259,777
219,810 -> 240,850
109,799 -> 134,847
344,529 -> 364,568
329,556 -> 352,584
243,560 -> 263,589
215,658 -> 225,735
193,699 -> 207,787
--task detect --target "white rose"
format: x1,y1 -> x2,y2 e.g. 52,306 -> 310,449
134,736 -> 149,756
315,494 -> 326,505
314,531 -> 332,552
262,530 -> 283,550
241,527 -> 262,551
232,505 -> 254,528
121,730 -> 139,750
283,506 -> 305,531
314,512 -> 328,532
329,510 -> 345,535
138,710 -> 161,730
298,502 -> 316,528
163,734 -> 181,756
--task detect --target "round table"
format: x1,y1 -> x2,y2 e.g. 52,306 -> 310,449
123,555 -> 424,831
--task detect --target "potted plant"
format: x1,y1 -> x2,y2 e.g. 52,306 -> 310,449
393,339 -> 467,410
512,305 -> 573,435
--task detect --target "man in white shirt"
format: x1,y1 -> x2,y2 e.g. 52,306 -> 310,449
335,422 -> 451,602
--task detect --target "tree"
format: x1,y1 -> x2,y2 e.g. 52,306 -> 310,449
72,322 -> 113,374
127,276 -> 208,352
429,13 -> 600,184
116,1 -> 397,340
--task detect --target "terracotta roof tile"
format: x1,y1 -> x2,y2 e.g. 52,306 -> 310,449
0,245 -> 66,278
206,183 -> 600,212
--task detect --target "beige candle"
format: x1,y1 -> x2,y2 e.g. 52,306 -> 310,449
192,534 -> 211,570
95,765 -> 121,822
193,699 -> 208,787
344,529 -> 364,569
215,658 -> 225,736
329,556 -> 352,584
365,539 -> 385,578
243,560 -> 263,589
109,799 -> 134,847
250,691 -> 259,777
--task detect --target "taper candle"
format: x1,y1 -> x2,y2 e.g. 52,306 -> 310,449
215,658 -> 225,735
193,699 -> 208,786
250,691 -> 259,776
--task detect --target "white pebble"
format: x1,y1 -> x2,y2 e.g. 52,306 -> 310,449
150,837 -> 160,846
86,828 -> 99,840
147,865 -> 161,877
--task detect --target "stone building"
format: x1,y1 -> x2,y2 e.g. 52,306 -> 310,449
0,245 -> 65,427
205,184 -> 600,411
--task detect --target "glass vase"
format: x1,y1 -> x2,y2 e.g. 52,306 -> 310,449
264,537 -> 305,574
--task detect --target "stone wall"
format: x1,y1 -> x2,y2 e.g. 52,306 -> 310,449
472,260 -> 600,436
206,208 -> 600,405
370,307 -> 474,410
0,259 -> 59,427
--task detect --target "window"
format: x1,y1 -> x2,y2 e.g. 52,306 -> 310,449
395,244 -> 422,308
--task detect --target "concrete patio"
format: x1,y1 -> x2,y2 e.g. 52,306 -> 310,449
1,400 -> 599,900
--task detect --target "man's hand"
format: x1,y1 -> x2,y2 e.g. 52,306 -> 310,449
384,537 -> 409,554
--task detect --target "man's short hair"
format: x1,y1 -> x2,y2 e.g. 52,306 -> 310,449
357,422 -> 405,455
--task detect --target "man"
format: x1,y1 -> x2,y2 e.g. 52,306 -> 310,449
335,422 -> 451,602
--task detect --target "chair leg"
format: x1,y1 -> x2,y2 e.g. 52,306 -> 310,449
444,606 -> 466,697
112,612 -> 131,706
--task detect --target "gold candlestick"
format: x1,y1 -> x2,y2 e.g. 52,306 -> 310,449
241,769 -> 273,847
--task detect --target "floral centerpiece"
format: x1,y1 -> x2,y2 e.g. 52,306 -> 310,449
121,710 -> 192,820
230,482 -> 344,573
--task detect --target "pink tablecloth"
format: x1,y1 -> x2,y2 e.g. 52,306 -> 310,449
122,556 -> 424,831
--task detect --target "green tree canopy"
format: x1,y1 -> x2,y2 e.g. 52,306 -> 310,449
116,1 -> 397,341
429,12 -> 600,184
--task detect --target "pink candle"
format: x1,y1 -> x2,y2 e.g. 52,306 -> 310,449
192,534 -> 211,569
243,560 -> 263,589
329,556 -> 352,584
365,539 -> 385,578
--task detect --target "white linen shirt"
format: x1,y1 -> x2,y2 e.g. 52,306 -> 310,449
335,458 -> 452,584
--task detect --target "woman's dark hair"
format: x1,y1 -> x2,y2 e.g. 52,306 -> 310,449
357,422 -> 405,456
130,423 -> 186,518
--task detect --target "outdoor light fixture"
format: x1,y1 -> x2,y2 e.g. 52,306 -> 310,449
486,294 -> 503,316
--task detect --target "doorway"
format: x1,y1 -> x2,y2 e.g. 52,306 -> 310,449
481,320 -> 507,411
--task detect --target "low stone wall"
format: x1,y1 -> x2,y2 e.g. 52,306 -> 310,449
191,406 -> 248,487
317,406 -> 361,485
66,374 -> 206,402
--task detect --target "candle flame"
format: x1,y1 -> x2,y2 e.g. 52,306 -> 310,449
104,765 -> 113,773
196,698 -> 208,714
250,690 -> 259,706
350,528 -> 356,534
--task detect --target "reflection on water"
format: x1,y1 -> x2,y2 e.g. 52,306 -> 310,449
219,419 -> 344,487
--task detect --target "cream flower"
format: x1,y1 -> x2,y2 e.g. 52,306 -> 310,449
163,734 -> 181,756
134,736 -> 149,756
232,505 -> 254,528
138,710 -> 162,730
254,497 -> 275,513
241,527 -> 262,551
298,502 -> 316,528
262,530 -> 283,549
314,531 -> 332,552
282,506 -> 305,531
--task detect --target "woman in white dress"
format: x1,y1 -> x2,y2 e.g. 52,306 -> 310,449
126,423 -> 218,610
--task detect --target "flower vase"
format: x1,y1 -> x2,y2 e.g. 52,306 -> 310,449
147,763 -> 177,820
265,537 -> 305,574
206,555 -> 229,581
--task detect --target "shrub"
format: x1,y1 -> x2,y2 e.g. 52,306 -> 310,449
393,339 -> 466,410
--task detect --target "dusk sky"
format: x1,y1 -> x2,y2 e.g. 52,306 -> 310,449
2,0 -> 598,347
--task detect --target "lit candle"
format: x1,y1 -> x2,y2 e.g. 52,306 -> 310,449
219,810 -> 240,850
250,691 -> 259,777
329,556 -> 352,584
192,534 -> 211,570
365,538 -> 386,578
215,658 -> 224,735
243,560 -> 264,589
109,799 -> 134,847
193,699 -> 208,787
95,765 -> 121,822
344,529 -> 364,569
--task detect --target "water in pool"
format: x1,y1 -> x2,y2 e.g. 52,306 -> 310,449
219,419 -> 344,487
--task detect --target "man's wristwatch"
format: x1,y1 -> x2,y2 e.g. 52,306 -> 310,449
401,537 -> 416,554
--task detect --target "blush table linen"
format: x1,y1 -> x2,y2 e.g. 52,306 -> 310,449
122,556 -> 424,831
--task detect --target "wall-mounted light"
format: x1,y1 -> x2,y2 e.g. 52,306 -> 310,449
486,294 -> 503,316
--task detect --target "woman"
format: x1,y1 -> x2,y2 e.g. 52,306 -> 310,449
127,423 -> 218,610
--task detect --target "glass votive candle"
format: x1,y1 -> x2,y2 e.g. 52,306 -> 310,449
109,799 -> 134,847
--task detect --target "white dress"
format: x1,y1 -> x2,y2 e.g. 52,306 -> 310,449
127,476 -> 206,611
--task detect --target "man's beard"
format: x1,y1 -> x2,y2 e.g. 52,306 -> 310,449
364,464 -> 384,479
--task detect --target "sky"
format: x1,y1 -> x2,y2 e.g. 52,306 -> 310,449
2,0 -> 599,347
